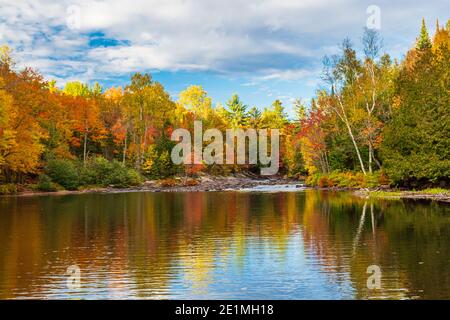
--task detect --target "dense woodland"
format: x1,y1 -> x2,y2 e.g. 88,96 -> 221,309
0,19 -> 449,194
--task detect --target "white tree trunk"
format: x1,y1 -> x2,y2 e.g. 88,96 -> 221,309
344,120 -> 367,175
122,129 -> 127,166
83,130 -> 88,164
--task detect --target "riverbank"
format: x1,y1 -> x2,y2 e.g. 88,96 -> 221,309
353,188 -> 450,203
139,175 -> 302,193
3,175 -> 449,203
6,174 -> 301,197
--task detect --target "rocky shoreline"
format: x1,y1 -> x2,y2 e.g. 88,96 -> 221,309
10,175 -> 301,197
5,175 -> 449,202
139,175 -> 302,192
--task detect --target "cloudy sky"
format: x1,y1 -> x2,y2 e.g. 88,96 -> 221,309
0,0 -> 447,116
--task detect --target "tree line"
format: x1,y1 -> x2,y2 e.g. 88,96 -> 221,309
0,19 -> 448,193
297,19 -> 449,188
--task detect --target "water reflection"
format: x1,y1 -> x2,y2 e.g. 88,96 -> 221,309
0,190 -> 449,299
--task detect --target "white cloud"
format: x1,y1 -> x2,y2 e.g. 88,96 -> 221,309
0,0 -> 448,84
254,68 -> 316,81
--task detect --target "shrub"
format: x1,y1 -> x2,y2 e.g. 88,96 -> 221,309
0,183 -> 17,195
354,172 -> 366,188
378,170 -> 390,186
365,172 -> 381,188
158,178 -> 178,187
45,157 -> 142,190
205,163 -> 228,176
143,145 -> 178,179
306,171 -> 384,189
45,159 -> 80,190
184,178 -> 199,186
36,174 -> 58,192
318,176 -> 330,188
306,172 -> 321,186
81,157 -> 142,188
105,161 -> 142,187
79,157 -> 112,185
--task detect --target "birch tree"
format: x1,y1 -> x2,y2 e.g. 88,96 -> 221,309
322,40 -> 367,174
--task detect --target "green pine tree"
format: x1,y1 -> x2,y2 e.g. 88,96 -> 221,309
226,94 -> 248,128
417,18 -> 432,49
293,98 -> 307,122
248,106 -> 262,128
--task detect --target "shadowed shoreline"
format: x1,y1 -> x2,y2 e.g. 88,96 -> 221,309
3,175 -> 449,203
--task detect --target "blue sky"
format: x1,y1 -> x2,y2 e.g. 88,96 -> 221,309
0,0 -> 448,117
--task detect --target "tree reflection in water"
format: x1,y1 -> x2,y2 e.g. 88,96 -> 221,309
0,190 -> 449,299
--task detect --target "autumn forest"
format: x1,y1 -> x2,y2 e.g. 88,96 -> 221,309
0,19 -> 449,194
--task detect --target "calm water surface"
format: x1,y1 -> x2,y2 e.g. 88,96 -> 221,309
0,189 -> 449,299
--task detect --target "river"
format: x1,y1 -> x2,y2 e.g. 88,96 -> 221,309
0,188 -> 449,299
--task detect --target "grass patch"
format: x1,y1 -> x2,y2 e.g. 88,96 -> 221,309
368,188 -> 449,199
369,190 -> 403,198
420,188 -> 450,195
306,170 -> 387,188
